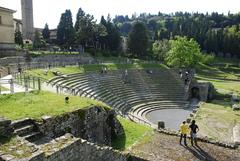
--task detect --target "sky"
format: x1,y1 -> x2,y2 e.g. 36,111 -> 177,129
0,0 -> 239,29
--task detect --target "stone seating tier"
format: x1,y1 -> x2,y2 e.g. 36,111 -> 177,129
49,69 -> 189,116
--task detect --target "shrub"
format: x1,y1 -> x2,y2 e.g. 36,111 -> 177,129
201,53 -> 215,64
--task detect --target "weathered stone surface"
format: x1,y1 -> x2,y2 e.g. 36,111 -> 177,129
186,118 -> 191,123
232,104 -> 240,111
0,118 -> 11,126
1,154 -> 15,161
158,121 -> 165,129
39,106 -> 122,146
233,125 -> 240,145
232,94 -> 239,102
187,81 -> 214,102
20,134 -> 128,161
0,117 -> 13,137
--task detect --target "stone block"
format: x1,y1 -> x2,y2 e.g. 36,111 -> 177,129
1,154 -> 15,161
232,104 -> 240,111
192,109 -> 198,113
158,121 -> 165,129
0,118 -> 11,126
186,118 -> 191,123
233,125 -> 240,145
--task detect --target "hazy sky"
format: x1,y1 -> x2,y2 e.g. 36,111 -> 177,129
0,0 -> 239,29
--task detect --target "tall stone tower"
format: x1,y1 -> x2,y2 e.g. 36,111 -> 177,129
21,0 -> 34,40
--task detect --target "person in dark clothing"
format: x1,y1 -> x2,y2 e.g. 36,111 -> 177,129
65,97 -> 69,104
189,120 -> 199,146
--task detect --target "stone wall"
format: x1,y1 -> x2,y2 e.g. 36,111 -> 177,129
0,134 -> 129,161
0,117 -> 13,137
37,134 -> 127,161
31,54 -> 94,64
39,106 -> 123,146
0,53 -> 95,74
187,81 -> 214,102
0,8 -> 15,44
0,50 -> 26,59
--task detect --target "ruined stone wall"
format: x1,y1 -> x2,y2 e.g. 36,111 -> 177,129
39,106 -> 123,146
40,136 -> 127,161
31,54 -> 94,64
0,50 -> 26,59
0,53 -> 95,74
0,134 -> 129,161
0,117 -> 13,137
187,81 -> 214,101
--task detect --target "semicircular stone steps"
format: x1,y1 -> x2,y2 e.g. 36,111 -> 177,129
48,68 -> 189,118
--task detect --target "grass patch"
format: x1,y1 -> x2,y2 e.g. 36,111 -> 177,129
196,62 -> 240,94
112,117 -> 153,150
195,100 -> 240,142
0,85 -> 8,91
0,91 -> 108,120
0,136 -> 35,158
25,63 -> 167,80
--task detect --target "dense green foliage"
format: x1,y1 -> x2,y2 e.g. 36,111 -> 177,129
75,8 -> 96,49
127,22 -> 149,58
113,12 -> 240,58
152,39 -> 170,61
166,36 -> 202,67
0,91 -> 108,120
52,10 -> 240,63
99,16 -> 121,52
56,8 -> 121,53
57,10 -> 75,49
33,30 -> 46,49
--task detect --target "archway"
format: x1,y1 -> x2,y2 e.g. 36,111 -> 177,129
191,87 -> 200,99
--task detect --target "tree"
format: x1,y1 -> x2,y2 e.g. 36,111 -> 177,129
127,22 -> 149,58
120,22 -> 132,36
57,10 -> 75,49
15,30 -> 23,47
165,36 -> 202,68
152,39 -> 170,61
42,23 -> 50,41
75,8 -> 96,48
33,30 -> 46,49
99,15 -> 121,52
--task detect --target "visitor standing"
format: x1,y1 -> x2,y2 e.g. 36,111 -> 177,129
179,121 -> 188,146
104,67 -> 107,74
189,120 -> 199,146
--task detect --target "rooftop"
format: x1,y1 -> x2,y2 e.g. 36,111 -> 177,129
0,6 -> 16,13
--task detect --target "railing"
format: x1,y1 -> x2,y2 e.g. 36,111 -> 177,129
0,78 -> 14,94
12,72 -> 42,91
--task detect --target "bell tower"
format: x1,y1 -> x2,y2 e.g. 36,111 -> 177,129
21,0 -> 34,40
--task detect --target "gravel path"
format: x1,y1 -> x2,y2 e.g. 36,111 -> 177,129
129,132 -> 240,161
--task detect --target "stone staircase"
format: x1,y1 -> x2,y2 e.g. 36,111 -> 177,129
11,118 -> 42,142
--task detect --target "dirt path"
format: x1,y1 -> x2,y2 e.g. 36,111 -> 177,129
128,132 -> 240,161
